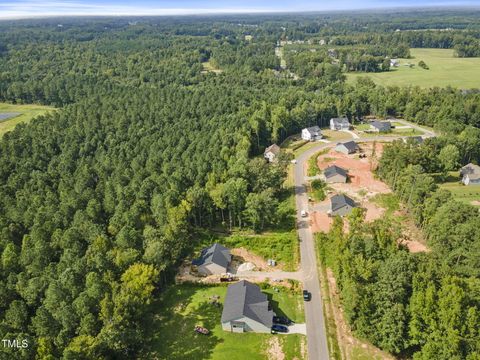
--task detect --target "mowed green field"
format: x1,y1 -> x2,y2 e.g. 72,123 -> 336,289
143,284 -> 306,360
0,103 -> 54,137
439,180 -> 480,206
347,48 -> 480,89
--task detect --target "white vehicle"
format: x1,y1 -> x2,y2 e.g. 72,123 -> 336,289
301,210 -> 308,217
291,159 -> 297,164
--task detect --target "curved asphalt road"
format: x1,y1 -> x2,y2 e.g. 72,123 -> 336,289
294,124 -> 435,360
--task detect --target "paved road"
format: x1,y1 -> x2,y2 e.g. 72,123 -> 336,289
293,124 -> 436,360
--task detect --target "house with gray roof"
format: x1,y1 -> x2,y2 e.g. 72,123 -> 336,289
335,141 -> 358,154
324,165 -> 348,183
301,126 -> 322,141
330,117 -> 351,131
192,243 -> 231,276
369,121 -> 391,133
264,144 -> 280,163
329,194 -> 357,217
460,163 -> 480,186
221,280 -> 274,333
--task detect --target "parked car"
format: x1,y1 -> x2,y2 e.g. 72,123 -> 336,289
273,316 -> 293,325
301,210 -> 308,217
271,324 -> 289,333
303,290 -> 311,301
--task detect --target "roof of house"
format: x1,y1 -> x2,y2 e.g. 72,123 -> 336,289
331,194 -> 356,212
331,117 -> 350,125
192,243 -> 231,268
264,144 -> 280,155
304,126 -> 321,135
462,163 -> 480,180
336,140 -> 358,152
370,121 -> 391,131
324,165 -> 348,179
221,280 -> 273,328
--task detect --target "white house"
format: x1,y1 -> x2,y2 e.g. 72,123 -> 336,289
264,144 -> 280,163
330,117 -> 351,131
192,243 -> 231,276
390,59 -> 400,67
301,126 -> 322,141
221,280 -> 274,333
460,163 -> 480,186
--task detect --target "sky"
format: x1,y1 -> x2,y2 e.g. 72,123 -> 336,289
0,0 -> 479,19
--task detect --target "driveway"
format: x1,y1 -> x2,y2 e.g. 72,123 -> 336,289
236,270 -> 303,281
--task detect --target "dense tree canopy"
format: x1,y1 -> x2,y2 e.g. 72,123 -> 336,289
0,11 -> 479,359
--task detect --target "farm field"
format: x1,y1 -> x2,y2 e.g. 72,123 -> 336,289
143,283 -> 306,360
347,48 -> 480,89
0,103 -> 54,137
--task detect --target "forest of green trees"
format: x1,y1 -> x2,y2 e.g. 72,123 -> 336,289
0,10 -> 479,359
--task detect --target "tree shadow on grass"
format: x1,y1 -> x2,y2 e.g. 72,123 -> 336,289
141,286 -> 224,360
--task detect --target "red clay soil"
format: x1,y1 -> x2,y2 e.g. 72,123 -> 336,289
311,211 -> 333,233
317,144 -> 390,195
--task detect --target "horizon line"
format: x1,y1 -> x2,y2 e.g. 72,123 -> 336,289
1,4 -> 480,21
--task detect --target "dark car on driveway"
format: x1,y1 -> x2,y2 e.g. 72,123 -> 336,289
273,316 -> 293,325
271,324 -> 289,333
303,290 -> 311,301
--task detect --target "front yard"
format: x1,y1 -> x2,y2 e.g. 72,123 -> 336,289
142,284 -> 306,360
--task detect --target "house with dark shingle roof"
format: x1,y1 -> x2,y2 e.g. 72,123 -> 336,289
335,141 -> 358,154
264,144 -> 280,163
324,165 -> 348,184
329,194 -> 357,217
330,117 -> 351,131
221,280 -> 274,333
301,126 -> 322,141
192,243 -> 231,276
460,163 -> 480,186
369,121 -> 391,133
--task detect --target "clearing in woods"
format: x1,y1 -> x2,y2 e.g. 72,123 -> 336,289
0,103 -> 54,137
347,48 -> 480,89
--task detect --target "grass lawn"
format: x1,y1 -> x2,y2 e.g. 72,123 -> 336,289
391,127 -> 423,136
142,283 -> 306,360
438,174 -> 480,206
354,124 -> 371,131
321,129 -> 352,142
0,102 -> 54,137
347,48 -> 480,89
370,193 -> 400,216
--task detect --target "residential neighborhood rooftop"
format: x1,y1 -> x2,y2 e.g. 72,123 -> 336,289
331,117 -> 349,125
330,194 -> 356,212
305,125 -> 321,134
221,280 -> 273,328
337,140 -> 358,152
370,120 -> 391,131
264,143 -> 280,155
192,243 -> 231,269
324,165 -> 348,179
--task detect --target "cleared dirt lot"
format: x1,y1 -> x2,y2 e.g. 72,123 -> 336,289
310,143 -> 390,232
